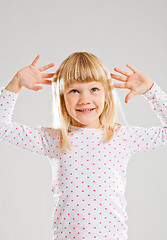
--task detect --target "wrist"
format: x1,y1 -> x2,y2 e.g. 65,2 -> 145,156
5,74 -> 22,93
143,82 -> 154,95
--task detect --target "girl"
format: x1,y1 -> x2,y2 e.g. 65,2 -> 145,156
0,52 -> 167,240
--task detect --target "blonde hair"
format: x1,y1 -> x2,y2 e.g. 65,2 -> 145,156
51,52 -> 122,153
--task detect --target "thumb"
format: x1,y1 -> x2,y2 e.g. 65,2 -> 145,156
125,90 -> 136,104
33,85 -> 43,91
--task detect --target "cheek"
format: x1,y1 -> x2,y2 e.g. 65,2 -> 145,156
64,95 -> 76,109
97,93 -> 105,105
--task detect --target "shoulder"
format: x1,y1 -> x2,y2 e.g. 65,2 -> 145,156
39,126 -> 60,138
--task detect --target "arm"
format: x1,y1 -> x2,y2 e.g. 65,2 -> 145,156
111,64 -> 167,155
0,55 -> 57,158
0,86 -> 51,157
128,82 -> 167,154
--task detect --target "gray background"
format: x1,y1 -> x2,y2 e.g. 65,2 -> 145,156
0,0 -> 167,239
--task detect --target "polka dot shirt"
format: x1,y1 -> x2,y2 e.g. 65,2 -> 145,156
0,82 -> 167,240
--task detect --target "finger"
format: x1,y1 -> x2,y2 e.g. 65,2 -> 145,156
110,73 -> 127,82
126,64 -> 138,73
33,85 -> 43,91
39,78 -> 53,85
31,54 -> 40,66
38,63 -> 55,72
113,82 -> 127,89
125,90 -> 136,104
43,80 -> 53,85
114,67 -> 131,77
42,73 -> 55,78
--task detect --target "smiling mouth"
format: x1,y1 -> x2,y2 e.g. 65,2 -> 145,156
77,108 -> 95,112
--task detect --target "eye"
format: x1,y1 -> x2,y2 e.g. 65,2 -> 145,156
70,87 -> 99,93
70,89 -> 78,93
91,87 -> 99,92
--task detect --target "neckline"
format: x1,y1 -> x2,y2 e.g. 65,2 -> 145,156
68,124 -> 104,131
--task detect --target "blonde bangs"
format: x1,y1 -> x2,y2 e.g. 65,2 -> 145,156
53,52 -> 110,91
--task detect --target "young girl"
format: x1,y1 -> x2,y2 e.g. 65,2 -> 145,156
0,52 -> 167,240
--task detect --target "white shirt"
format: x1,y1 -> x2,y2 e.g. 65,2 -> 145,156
0,82 -> 167,240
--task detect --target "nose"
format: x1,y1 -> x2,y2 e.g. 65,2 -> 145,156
78,93 -> 91,105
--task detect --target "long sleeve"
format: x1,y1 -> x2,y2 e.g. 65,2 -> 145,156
0,87 -> 52,157
126,82 -> 167,155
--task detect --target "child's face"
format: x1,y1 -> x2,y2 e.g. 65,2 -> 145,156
64,81 -> 106,128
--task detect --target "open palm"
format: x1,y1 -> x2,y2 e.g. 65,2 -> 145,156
111,64 -> 154,103
16,55 -> 55,91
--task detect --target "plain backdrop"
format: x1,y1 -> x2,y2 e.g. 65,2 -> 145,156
0,0 -> 167,240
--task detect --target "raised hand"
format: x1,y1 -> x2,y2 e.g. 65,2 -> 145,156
16,54 -> 55,91
111,64 -> 154,104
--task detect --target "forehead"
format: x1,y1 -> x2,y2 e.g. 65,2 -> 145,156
66,81 -> 103,89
